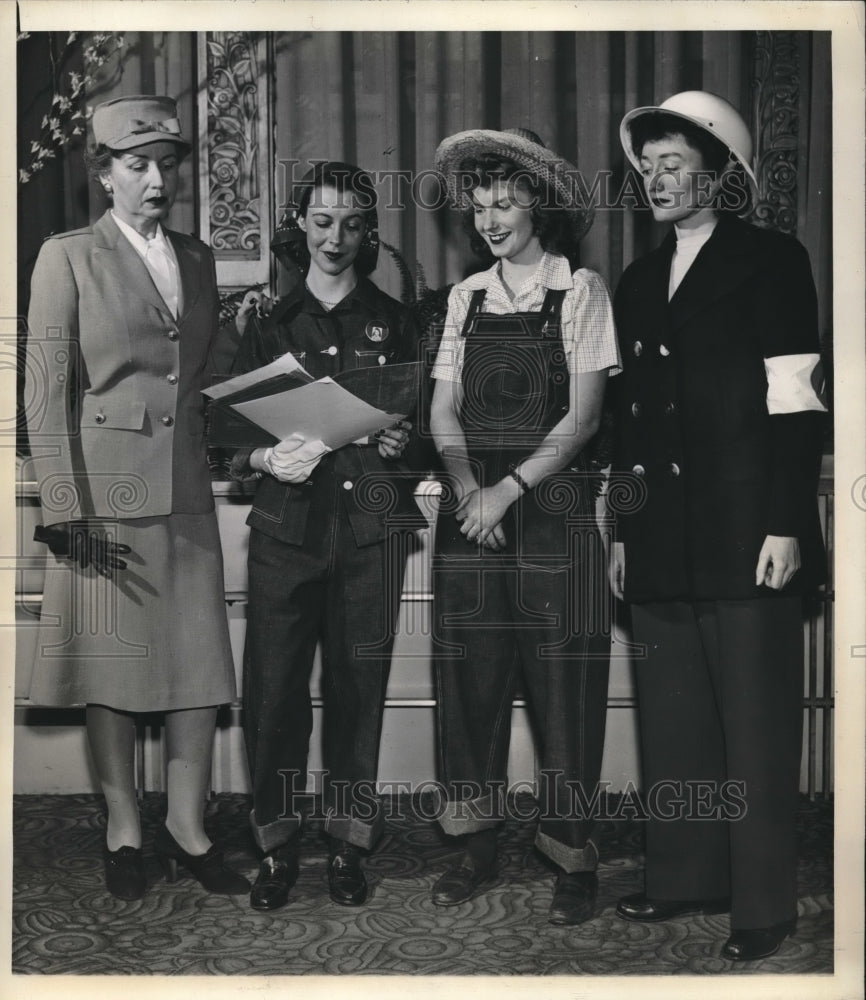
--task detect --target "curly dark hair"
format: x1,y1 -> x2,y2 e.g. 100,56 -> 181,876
458,154 -> 581,266
278,161 -> 380,277
294,161 -> 378,217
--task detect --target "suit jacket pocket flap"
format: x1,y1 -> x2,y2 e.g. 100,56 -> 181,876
81,394 -> 147,430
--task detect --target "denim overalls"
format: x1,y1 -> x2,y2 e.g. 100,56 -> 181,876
433,286 -> 611,872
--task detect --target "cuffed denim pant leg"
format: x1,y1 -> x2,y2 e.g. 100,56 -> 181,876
243,493 -> 400,854
433,505 -> 610,872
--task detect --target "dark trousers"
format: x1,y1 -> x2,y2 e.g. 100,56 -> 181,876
432,491 -> 611,873
242,478 -> 403,854
630,598 -> 804,929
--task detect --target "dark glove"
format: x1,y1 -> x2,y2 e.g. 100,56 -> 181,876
34,523 -> 131,579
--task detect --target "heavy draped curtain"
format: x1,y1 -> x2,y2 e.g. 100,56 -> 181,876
17,29 -> 833,349
268,30 -> 831,345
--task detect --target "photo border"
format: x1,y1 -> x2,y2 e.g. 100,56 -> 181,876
3,3 -> 863,999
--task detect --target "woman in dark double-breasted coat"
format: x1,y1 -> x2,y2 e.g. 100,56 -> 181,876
608,91 -> 827,962
25,95 -> 248,901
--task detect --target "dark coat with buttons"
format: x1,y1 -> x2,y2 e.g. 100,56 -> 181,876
229,278 -> 424,547
25,210 -> 239,525
611,214 -> 826,602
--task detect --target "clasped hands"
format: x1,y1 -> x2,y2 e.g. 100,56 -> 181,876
454,479 -> 520,551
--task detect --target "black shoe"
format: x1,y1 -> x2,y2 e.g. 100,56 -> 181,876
327,840 -> 368,906
431,854 -> 497,907
250,844 -> 300,911
548,870 -> 598,926
103,844 -> 146,901
616,892 -> 730,922
722,919 -> 797,961
154,825 -> 250,895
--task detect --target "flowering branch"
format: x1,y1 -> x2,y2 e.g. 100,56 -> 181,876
18,32 -> 126,185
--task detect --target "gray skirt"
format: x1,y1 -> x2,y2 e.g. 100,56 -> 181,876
29,512 -> 236,712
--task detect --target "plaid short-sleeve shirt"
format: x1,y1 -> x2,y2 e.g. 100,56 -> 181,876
431,252 -> 622,383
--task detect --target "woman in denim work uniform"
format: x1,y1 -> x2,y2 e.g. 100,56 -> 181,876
429,129 -> 621,925
229,162 -> 422,911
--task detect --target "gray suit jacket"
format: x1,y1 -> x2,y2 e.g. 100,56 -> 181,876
25,210 -> 239,525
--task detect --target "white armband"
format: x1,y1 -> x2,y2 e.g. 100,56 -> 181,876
764,353 -> 827,415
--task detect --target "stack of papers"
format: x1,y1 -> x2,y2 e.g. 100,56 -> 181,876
204,352 -> 421,449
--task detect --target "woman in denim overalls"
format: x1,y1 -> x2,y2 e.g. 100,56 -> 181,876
429,129 -> 621,925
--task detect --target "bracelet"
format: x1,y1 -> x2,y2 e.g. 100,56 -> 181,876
508,464 -> 531,494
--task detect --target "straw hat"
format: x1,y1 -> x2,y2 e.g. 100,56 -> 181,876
435,127 -> 593,240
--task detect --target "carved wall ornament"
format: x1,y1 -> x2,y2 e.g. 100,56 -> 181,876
197,31 -> 274,287
750,30 -> 800,234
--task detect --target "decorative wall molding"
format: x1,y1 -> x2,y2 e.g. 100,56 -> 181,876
197,31 -> 274,289
750,30 -> 800,234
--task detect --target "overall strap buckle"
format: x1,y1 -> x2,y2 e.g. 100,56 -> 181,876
538,288 -> 566,335
459,289 -> 487,338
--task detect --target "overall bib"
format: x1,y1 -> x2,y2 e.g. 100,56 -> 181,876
433,288 -> 611,872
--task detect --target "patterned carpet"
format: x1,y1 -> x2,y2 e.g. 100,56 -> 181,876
12,792 -> 833,976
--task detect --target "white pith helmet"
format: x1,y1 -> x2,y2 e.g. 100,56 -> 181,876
620,90 -> 758,190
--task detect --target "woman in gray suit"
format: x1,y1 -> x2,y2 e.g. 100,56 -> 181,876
25,95 -> 248,900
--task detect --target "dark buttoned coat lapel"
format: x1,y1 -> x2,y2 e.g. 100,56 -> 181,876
668,215 -> 767,331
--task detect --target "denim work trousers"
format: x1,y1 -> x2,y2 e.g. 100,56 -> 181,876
630,597 -> 804,929
433,479 -> 611,873
242,473 -> 404,854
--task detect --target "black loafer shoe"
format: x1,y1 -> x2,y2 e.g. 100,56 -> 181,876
548,870 -> 598,926
250,847 -> 300,911
327,841 -> 368,906
103,844 -> 146,901
722,919 -> 796,961
616,892 -> 730,922
431,855 -> 497,907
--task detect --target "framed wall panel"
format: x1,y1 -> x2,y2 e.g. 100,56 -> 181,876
196,31 -> 275,290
